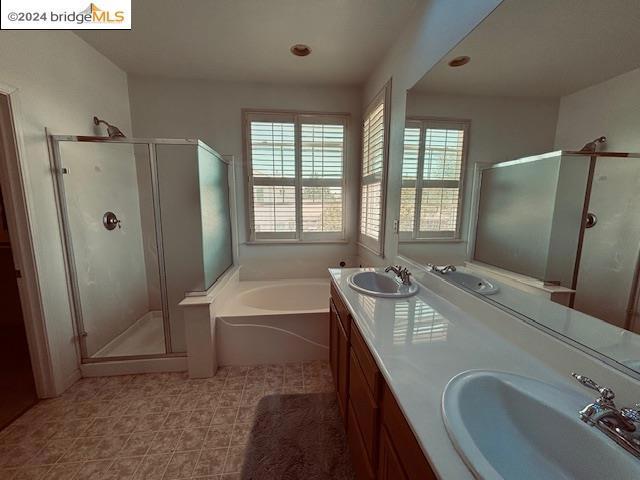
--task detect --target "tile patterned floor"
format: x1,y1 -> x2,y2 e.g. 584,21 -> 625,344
0,361 -> 333,480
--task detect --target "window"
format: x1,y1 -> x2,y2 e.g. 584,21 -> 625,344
245,111 -> 347,242
399,118 -> 469,241
359,84 -> 390,254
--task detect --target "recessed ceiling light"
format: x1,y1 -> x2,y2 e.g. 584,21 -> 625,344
448,56 -> 471,67
290,44 -> 312,57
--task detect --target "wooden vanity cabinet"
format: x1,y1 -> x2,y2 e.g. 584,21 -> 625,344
330,281 -> 437,480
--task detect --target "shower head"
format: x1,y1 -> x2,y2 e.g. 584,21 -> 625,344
579,136 -> 607,153
93,116 -> 126,138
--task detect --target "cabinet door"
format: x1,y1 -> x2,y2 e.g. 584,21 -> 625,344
378,427 -> 408,480
329,299 -> 339,387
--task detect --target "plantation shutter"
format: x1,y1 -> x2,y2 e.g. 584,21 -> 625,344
359,86 -> 389,254
300,118 -> 345,239
246,112 -> 346,242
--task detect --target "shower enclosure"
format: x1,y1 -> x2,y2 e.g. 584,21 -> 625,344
49,135 -> 234,362
473,150 -> 640,331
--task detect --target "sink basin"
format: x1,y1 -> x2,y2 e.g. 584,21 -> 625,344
442,370 -> 640,480
443,271 -> 499,295
347,271 -> 418,298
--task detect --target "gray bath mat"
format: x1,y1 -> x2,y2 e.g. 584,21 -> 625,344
241,393 -> 356,480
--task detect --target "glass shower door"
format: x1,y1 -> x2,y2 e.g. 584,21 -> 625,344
56,141 -> 168,359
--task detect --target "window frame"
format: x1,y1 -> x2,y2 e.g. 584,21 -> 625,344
399,116 -> 470,243
358,81 -> 391,256
243,109 -> 349,244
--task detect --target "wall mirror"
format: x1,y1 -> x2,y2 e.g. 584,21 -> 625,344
396,0 -> 640,376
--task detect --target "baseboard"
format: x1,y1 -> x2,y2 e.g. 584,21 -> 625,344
55,367 -> 82,397
80,356 -> 188,377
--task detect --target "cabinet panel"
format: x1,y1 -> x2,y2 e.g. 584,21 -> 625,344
331,281 -> 351,336
351,320 -> 381,397
381,383 -> 437,480
329,299 -> 339,386
337,315 -> 349,422
349,350 -> 379,465
378,426 -> 408,480
347,401 -> 375,480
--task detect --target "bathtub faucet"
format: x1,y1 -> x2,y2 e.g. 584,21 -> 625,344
385,265 -> 412,286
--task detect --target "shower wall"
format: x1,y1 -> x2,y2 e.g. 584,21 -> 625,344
156,144 -> 233,352
474,153 -> 590,287
60,143 -> 152,356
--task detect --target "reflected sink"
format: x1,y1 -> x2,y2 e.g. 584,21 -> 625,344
442,370 -> 640,479
444,271 -> 499,295
348,271 -> 418,298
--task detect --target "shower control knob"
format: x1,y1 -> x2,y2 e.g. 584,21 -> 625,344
103,211 -> 121,231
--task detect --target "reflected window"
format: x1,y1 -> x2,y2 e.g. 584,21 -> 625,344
400,118 -> 469,241
394,301 -> 448,344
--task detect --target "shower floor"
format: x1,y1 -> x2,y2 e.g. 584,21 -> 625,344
92,310 -> 165,358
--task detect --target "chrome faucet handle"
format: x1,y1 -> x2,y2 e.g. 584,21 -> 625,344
399,267 -> 412,286
571,372 -> 616,402
620,404 -> 640,423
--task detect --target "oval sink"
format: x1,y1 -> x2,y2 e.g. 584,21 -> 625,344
444,271 -> 499,295
442,370 -> 640,480
347,271 -> 418,298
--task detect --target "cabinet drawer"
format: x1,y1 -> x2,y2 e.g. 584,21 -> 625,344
331,281 -> 351,336
349,350 -> 379,465
347,401 -> 375,480
351,321 -> 381,398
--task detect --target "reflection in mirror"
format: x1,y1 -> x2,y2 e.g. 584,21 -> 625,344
397,0 -> 640,375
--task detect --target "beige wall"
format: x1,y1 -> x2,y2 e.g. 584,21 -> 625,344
555,66 -> 640,152
360,0 -> 504,267
399,92 -> 559,265
127,76 -> 361,280
0,31 -> 133,394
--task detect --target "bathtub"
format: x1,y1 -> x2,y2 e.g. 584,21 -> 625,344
216,278 -> 330,365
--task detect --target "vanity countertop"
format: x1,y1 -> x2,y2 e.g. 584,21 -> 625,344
329,267 -> 590,479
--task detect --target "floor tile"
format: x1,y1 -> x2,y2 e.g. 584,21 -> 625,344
223,446 -> 246,474
192,448 -> 226,477
175,429 -> 207,452
0,361 -> 332,480
134,453 -> 171,480
162,451 -> 199,479
45,462 -> 83,480
147,431 -> 181,455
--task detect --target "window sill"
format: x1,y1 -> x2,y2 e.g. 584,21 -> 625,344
399,238 -> 465,244
244,240 -> 350,246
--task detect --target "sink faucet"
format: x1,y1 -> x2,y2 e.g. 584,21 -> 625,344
572,373 -> 640,458
426,263 -> 457,274
385,265 -> 412,286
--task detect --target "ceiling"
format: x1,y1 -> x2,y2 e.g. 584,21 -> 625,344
76,0 -> 419,86
412,0 -> 640,98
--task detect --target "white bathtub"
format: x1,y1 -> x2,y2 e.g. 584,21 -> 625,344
216,278 -> 330,365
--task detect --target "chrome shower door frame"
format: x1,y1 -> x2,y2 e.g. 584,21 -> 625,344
49,135 -> 207,363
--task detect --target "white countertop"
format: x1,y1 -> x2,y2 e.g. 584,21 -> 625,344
455,265 -> 640,370
329,267 -> 591,480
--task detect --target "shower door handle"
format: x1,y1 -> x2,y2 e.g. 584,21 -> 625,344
103,211 -> 121,230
